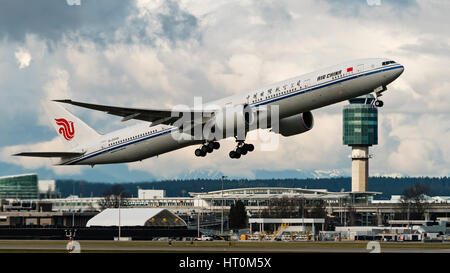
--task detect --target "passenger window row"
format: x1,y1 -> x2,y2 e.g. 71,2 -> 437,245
108,129 -> 159,147
331,73 -> 349,80
250,80 -> 306,104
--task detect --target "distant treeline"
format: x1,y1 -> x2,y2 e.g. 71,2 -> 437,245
55,177 -> 450,200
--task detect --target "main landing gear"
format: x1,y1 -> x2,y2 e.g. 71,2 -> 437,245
195,141 -> 220,157
229,141 -> 254,159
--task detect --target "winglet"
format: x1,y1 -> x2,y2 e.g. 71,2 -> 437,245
52,99 -> 72,103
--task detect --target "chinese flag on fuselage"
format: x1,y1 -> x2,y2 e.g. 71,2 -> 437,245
347,67 -> 353,72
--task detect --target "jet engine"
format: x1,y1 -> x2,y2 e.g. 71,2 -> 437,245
275,111 -> 314,137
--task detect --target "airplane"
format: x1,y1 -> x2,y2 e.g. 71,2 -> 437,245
14,58 -> 404,166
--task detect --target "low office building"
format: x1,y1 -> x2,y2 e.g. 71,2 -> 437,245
38,180 -> 58,199
0,174 -> 39,200
138,189 -> 166,199
249,218 -> 325,235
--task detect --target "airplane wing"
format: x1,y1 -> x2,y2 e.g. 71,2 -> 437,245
13,152 -> 84,158
53,99 -> 215,126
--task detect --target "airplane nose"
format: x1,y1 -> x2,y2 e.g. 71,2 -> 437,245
394,64 -> 404,78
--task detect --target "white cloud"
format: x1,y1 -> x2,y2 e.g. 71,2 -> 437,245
43,68 -> 71,100
0,137 -> 82,175
1,0 -> 450,178
14,48 -> 31,69
385,114 -> 450,176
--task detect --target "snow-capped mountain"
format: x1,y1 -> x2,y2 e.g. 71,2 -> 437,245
178,168 -> 349,180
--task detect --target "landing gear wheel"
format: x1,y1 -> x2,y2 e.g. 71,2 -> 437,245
201,145 -> 209,154
207,142 -> 215,150
229,151 -> 240,159
236,147 -> 247,155
195,149 -> 206,157
244,143 -> 254,152
213,142 -> 220,150
374,100 -> 384,107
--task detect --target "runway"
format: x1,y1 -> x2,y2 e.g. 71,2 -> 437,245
1,240 -> 450,253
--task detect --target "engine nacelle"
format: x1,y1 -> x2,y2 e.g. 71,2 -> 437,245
275,112 -> 314,137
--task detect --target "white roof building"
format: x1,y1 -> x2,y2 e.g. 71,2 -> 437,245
38,180 -> 56,194
138,189 -> 165,199
86,208 -> 186,227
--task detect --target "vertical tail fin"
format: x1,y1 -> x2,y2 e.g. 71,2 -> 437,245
43,101 -> 101,150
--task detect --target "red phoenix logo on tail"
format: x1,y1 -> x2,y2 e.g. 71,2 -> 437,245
55,118 -> 75,141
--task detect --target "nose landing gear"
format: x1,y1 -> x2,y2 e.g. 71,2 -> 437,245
374,100 -> 384,107
373,85 -> 387,108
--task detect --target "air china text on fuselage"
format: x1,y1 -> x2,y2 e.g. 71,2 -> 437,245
14,58 -> 404,165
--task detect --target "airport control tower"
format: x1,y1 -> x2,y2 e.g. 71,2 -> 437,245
343,94 -> 378,192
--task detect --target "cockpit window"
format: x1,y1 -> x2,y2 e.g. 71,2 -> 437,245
382,60 -> 396,66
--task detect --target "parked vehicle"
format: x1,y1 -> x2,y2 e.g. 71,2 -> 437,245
398,233 -> 421,241
194,235 -> 213,241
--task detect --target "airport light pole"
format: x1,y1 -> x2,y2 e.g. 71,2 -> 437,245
118,190 -> 125,241
72,196 -> 75,228
407,202 -> 411,234
197,187 -> 204,238
302,195 -> 305,234
72,181 -> 75,227
118,196 -> 121,241
221,176 -> 228,236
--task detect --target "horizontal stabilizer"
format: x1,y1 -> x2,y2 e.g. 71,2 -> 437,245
13,152 -> 85,158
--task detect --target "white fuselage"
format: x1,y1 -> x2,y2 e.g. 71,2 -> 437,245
60,58 -> 404,165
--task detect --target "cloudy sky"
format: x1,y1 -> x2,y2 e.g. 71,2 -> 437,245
0,0 -> 448,182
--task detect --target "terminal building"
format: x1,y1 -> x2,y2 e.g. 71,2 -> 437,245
0,174 -> 58,200
6,187 -> 378,213
1,174 -> 450,241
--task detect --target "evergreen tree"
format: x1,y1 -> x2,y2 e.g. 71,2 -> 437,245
228,200 -> 247,230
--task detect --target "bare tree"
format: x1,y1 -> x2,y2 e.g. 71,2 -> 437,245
99,184 -> 129,209
262,197 -> 305,218
346,206 -> 357,226
400,184 -> 430,220
260,197 -> 334,231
